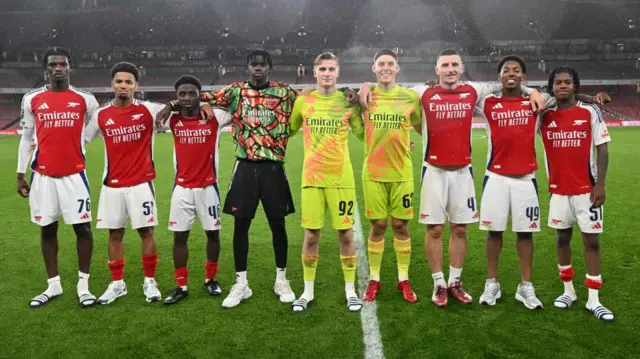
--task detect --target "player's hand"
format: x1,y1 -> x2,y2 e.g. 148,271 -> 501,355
410,141 -> 415,151
529,90 -> 546,113
30,141 -> 36,150
425,78 -> 438,87
590,183 -> 606,208
344,88 -> 358,106
155,104 -> 173,128
201,91 -> 214,102
17,175 -> 29,198
594,92 -> 611,105
200,103 -> 214,122
299,87 -> 313,96
277,81 -> 290,88
359,82 -> 372,109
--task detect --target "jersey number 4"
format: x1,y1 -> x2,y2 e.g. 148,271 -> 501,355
208,204 -> 221,219
526,206 -> 540,221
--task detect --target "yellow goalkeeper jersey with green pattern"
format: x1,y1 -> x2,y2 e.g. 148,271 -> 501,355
290,90 -> 364,188
362,85 -> 422,182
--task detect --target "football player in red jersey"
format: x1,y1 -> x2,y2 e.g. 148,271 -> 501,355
163,75 -> 232,304
540,66 -> 614,321
17,47 -> 99,308
85,62 -> 212,305
476,56 -> 543,309
360,49 -> 546,307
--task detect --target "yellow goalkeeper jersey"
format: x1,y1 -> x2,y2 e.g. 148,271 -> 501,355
362,85 -> 421,182
290,90 -> 364,188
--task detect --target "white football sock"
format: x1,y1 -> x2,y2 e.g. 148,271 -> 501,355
448,266 -> 462,285
345,281 -> 357,298
432,272 -> 446,288
45,276 -> 63,297
236,271 -> 247,286
586,274 -> 602,308
77,271 -> 90,295
300,280 -> 314,301
276,267 -> 287,281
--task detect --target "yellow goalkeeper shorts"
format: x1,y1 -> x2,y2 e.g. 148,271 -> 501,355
300,187 -> 356,230
363,180 -> 414,220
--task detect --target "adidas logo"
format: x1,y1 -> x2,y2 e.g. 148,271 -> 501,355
105,119 -> 115,126
592,222 -> 602,230
492,103 -> 503,109
548,121 -> 558,128
175,120 -> 184,127
67,102 -> 80,108
80,213 -> 90,220
529,222 -> 538,229
215,220 -> 221,226
473,212 -> 479,219
147,216 -> 155,223
37,103 -> 49,110
430,94 -> 442,100
342,217 -> 351,224
131,114 -> 143,121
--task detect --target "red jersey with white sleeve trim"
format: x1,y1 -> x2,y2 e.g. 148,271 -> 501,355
417,83 -> 488,167
480,94 -> 538,176
86,100 -> 164,188
540,102 -> 611,195
170,109 -> 231,188
20,86 -> 98,176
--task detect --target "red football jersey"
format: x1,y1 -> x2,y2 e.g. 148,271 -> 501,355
85,100 -> 164,188
20,86 -> 98,176
540,102 -> 611,195
417,83 -> 491,167
170,109 -> 231,188
481,95 -> 538,176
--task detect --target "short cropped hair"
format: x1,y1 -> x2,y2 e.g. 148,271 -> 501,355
174,75 -> 202,91
314,52 -> 339,66
373,48 -> 397,62
41,47 -> 72,68
497,55 -> 527,74
110,62 -> 139,82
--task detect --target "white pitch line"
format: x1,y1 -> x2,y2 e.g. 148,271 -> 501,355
353,204 -> 385,359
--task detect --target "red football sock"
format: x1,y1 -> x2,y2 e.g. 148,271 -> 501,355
205,261 -> 218,281
108,259 -> 125,281
174,267 -> 189,288
142,254 -> 158,278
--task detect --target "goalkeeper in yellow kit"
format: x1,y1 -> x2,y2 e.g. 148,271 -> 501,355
361,49 -> 422,303
289,52 -> 365,312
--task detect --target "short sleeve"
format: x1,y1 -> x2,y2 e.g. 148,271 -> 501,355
214,108 -> 233,127
589,105 -> 611,146
19,94 -> 35,129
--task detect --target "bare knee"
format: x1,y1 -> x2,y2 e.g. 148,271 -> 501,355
41,221 -> 59,240
370,219 -> 388,237
109,229 -> 125,242
174,231 -> 189,247
391,218 -> 409,237
488,231 -> 503,241
556,228 -> 572,247
516,232 -> 532,242
337,228 -> 353,246
450,223 -> 468,240
427,224 -> 444,240
304,229 -> 321,247
583,233 -> 600,251
137,227 -> 154,240
73,222 -> 93,240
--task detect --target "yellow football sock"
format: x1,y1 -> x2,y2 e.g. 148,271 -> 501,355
367,239 -> 385,280
301,254 -> 319,281
340,255 -> 357,283
394,237 -> 411,281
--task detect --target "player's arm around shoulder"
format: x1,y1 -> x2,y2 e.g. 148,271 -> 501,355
289,95 -> 307,137
84,106 -> 103,144
348,103 -> 365,141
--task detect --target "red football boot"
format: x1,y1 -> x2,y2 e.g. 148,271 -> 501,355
362,280 -> 381,302
397,280 -> 418,303
432,285 -> 448,307
448,281 -> 473,304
